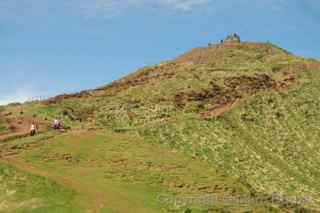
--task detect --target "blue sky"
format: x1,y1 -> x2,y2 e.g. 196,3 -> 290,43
0,0 -> 319,104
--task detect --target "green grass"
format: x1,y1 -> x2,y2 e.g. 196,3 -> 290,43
0,162 -> 79,213
0,130 -> 279,212
0,117 -> 9,134
139,82 -> 320,209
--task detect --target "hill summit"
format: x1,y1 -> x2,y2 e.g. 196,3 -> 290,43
223,33 -> 241,43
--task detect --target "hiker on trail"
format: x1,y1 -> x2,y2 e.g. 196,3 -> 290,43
53,119 -> 61,130
30,122 -> 37,136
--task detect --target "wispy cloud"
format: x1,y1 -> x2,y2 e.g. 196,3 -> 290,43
0,0 -> 294,22
263,0 -> 288,11
157,0 -> 211,11
0,87 -> 38,106
0,0 -> 212,23
67,0 -> 212,18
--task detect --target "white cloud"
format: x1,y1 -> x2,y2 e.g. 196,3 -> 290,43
0,87 -> 38,106
262,0 -> 288,11
0,0 -> 295,22
67,0 -> 211,18
159,0 -> 211,11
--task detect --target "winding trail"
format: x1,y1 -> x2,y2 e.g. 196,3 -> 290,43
0,109 -> 106,212
0,125 -> 152,213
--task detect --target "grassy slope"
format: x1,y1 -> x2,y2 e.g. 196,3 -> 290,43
0,130 -> 273,212
0,112 -> 9,134
1,41 -> 320,212
0,162 -> 79,213
0,118 -> 8,133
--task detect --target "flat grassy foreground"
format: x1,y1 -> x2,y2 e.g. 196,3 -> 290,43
0,130 -> 276,213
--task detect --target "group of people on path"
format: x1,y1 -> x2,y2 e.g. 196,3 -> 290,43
29,118 -> 62,136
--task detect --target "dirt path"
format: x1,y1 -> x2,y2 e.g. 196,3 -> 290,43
0,132 -> 30,143
0,107 -> 48,142
0,110 -> 106,211
201,99 -> 241,119
0,107 -> 106,211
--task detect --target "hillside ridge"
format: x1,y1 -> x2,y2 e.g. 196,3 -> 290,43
1,35 -> 320,212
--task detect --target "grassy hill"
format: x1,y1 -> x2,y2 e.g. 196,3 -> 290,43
1,39 -> 320,212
